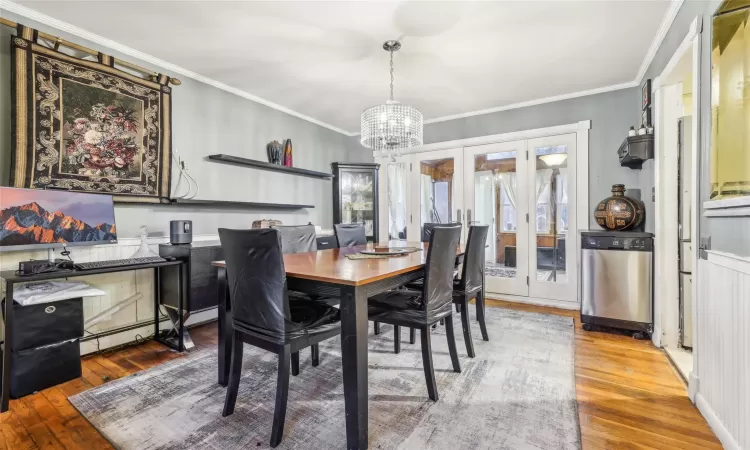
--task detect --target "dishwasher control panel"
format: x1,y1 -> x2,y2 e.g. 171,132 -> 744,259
582,236 -> 652,251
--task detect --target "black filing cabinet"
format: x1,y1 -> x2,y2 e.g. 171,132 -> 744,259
159,241 -> 223,313
2,298 -> 83,398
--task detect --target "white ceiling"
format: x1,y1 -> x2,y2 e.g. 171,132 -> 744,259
12,1 -> 674,134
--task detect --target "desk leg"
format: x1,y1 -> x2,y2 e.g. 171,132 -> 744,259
217,267 -> 231,386
1,282 -> 14,412
154,267 -> 160,343
178,266 -> 184,353
340,285 -> 369,449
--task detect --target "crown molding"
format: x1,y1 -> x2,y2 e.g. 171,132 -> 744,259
2,0 -> 683,138
0,0 -> 355,136
634,0 -> 685,85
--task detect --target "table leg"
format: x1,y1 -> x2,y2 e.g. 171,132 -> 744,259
217,267 -> 231,386
1,282 -> 14,412
340,285 -> 369,449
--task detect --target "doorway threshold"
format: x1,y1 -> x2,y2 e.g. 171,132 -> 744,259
664,346 -> 693,382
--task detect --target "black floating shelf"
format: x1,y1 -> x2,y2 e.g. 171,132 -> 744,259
168,198 -> 314,210
207,154 -> 333,179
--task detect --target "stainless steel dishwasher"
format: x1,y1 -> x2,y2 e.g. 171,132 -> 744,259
581,231 -> 653,339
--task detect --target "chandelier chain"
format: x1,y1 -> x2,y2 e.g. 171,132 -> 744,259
389,49 -> 394,101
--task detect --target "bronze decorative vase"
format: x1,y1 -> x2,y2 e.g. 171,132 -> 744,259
594,184 -> 645,231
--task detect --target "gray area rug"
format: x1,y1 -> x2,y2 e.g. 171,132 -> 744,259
70,308 -> 580,449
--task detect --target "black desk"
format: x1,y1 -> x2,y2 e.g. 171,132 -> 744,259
0,260 -> 185,412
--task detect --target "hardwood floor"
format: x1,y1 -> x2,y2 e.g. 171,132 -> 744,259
0,302 -> 720,450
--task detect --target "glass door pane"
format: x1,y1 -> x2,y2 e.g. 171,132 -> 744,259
464,140 -> 529,297
527,134 -> 577,302
409,148 -> 463,241
340,169 -> 376,240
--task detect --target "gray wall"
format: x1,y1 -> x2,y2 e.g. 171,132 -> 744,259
638,0 -> 750,256
0,11 -> 372,239
421,88 -> 642,230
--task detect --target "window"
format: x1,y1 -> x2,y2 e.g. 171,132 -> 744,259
711,5 -> 750,200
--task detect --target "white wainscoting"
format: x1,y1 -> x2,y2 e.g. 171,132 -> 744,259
695,251 -> 749,450
0,235 -> 220,355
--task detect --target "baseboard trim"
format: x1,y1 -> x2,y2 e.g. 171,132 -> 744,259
484,293 -> 579,310
695,393 -> 741,450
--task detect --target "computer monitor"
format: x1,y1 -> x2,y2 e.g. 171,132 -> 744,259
0,187 -> 117,252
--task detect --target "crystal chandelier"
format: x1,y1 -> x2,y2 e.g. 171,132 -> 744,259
360,40 -> 423,157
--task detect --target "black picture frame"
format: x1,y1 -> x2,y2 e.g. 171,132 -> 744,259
642,79 -> 652,110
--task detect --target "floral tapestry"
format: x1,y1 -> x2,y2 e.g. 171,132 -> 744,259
10,35 -> 172,203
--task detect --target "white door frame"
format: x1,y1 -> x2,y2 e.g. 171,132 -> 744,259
652,16 -> 701,395
374,121 -> 590,308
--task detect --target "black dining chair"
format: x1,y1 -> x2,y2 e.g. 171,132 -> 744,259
452,225 -> 490,358
334,223 -> 367,247
367,225 -> 462,401
272,224 -> 335,373
273,224 -> 318,254
422,222 -> 462,243
219,228 -> 341,448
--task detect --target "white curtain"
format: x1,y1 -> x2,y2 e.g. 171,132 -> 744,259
387,164 -> 407,240
420,174 -> 432,227
536,169 -> 553,201
556,168 -> 569,204
497,172 -> 517,208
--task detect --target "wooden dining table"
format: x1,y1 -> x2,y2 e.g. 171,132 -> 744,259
211,241 -> 466,450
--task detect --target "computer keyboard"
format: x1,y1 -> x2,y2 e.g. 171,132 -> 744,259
74,256 -> 167,271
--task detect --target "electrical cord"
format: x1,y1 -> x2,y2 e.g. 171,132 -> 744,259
172,149 -> 199,199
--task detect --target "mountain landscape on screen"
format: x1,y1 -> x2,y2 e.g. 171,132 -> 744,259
0,202 -> 116,246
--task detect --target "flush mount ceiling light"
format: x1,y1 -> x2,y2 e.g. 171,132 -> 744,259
360,40 -> 423,157
539,153 -> 568,168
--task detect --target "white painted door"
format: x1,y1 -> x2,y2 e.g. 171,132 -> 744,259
408,148 -> 464,241
527,134 -> 578,302
463,140 -> 530,296
376,155 -> 411,242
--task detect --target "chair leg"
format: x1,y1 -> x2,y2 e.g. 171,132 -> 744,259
270,344 -> 291,448
291,352 -> 300,376
444,314 -> 461,373
393,325 -> 401,354
476,290 -> 489,341
460,300 -> 476,358
222,330 -> 244,417
311,344 -> 319,367
420,327 -> 438,401
409,328 -> 416,344
374,321 -> 381,335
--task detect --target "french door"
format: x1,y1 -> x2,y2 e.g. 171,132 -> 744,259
526,134 -> 577,302
382,132 -> 578,303
463,140 -> 530,296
